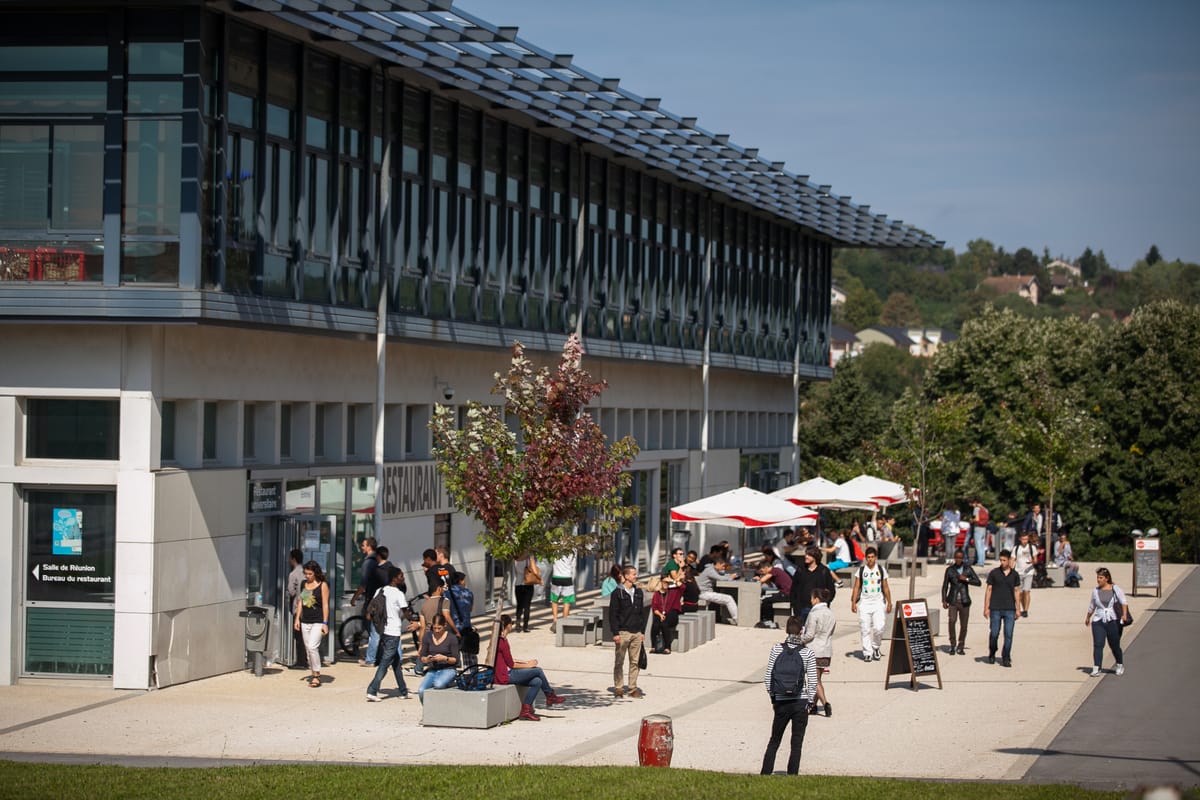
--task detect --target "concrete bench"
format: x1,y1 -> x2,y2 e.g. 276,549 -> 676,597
886,560 -> 926,578
555,615 -> 590,647
420,685 -> 521,729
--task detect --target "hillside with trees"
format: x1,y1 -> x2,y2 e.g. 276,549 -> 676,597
805,242 -> 1200,564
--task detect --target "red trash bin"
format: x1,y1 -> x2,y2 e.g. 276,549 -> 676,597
638,714 -> 674,767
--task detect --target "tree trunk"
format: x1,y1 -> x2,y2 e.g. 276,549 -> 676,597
482,566 -> 509,668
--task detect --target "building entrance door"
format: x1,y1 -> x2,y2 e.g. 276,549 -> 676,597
21,488 -> 116,677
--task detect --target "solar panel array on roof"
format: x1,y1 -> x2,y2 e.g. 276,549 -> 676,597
234,0 -> 940,249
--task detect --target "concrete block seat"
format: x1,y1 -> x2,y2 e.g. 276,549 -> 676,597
886,560 -> 926,578
555,615 -> 590,647
420,685 -> 520,729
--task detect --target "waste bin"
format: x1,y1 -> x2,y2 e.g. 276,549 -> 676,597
239,606 -> 270,677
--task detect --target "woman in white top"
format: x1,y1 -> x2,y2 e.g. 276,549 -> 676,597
800,587 -> 836,717
1084,566 -> 1130,677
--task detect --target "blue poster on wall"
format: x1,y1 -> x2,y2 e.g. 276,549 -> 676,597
52,508 -> 83,555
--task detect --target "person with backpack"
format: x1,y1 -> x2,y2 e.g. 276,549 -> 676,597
365,566 -> 412,701
760,616 -> 819,775
447,571 -> 478,668
850,546 -> 893,662
799,588 -> 835,717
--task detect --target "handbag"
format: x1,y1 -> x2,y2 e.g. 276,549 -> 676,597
637,642 -> 648,670
455,664 -> 495,691
523,560 -> 542,585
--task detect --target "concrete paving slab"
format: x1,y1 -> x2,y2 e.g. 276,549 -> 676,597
0,560 -> 1192,786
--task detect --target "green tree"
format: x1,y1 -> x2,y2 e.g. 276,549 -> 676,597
879,291 -> 922,326
993,375 -> 1103,555
1079,301 -> 1200,560
873,390 -> 979,596
855,342 -> 923,406
1145,245 -> 1162,266
840,279 -> 883,330
797,356 -> 887,476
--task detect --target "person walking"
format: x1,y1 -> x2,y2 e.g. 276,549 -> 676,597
789,547 -> 838,626
1012,531 -> 1038,618
968,498 -> 990,566
941,548 -> 981,655
365,566 -> 412,701
513,553 -> 539,632
495,614 -> 566,721
799,588 -> 835,717
549,551 -> 577,633
850,546 -> 892,662
293,560 -> 329,688
609,565 -> 646,698
1085,567 -> 1130,677
759,616 -> 819,775
285,548 -> 307,670
983,550 -> 1020,668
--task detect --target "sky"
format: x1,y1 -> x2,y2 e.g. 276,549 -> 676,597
466,0 -> 1200,269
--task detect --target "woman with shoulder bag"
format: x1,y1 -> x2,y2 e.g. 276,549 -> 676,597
514,553 -> 540,633
1084,566 -> 1130,677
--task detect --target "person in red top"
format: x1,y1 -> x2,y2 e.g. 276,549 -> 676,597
969,498 -> 991,566
495,614 -> 565,721
649,576 -> 683,654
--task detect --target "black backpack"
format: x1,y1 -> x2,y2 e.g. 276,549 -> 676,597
366,588 -> 388,635
770,643 -> 806,700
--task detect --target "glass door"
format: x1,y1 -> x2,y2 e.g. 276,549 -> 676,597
22,488 -> 116,676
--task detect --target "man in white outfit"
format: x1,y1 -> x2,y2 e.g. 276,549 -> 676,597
850,547 -> 892,661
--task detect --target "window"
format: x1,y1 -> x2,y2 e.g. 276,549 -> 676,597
314,404 -> 326,459
161,400 -> 176,462
202,401 -> 217,460
280,403 -> 292,459
243,403 -> 256,460
26,399 -> 119,460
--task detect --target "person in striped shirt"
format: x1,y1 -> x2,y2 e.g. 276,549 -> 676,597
760,616 -> 819,775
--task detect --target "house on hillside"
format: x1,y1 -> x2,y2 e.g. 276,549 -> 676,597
1051,273 -> 1071,295
829,324 -> 860,365
981,274 -> 1041,305
831,285 -> 847,308
856,326 -> 957,358
1047,259 -> 1081,279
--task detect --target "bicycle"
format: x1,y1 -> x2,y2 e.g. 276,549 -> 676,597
339,614 -> 369,658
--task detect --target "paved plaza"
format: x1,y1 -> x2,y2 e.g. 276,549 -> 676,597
1,560 -> 1196,791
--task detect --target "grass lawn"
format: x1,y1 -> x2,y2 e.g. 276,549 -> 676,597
0,762 -> 1118,800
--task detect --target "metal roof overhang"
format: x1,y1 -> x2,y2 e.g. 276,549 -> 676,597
226,0 -> 941,249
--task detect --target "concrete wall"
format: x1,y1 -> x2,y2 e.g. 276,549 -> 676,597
147,469 -> 247,688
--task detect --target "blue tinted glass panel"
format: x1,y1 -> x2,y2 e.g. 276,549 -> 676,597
0,82 -> 105,114
124,119 -> 180,235
0,46 -> 106,72
0,125 -> 49,228
128,43 -> 183,74
51,125 -> 103,230
126,81 -> 182,113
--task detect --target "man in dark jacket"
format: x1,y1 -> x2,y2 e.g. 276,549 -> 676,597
789,547 -> 837,625
940,548 -> 981,655
609,565 -> 646,698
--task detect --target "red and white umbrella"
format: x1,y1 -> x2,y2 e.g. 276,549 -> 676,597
837,475 -> 911,509
772,476 -> 878,510
671,487 -> 818,528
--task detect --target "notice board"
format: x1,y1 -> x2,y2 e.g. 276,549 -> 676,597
885,598 -> 942,691
1132,537 -> 1161,598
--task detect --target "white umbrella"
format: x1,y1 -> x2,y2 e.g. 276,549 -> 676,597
837,475 -> 911,508
772,476 -> 878,510
671,487 -> 818,528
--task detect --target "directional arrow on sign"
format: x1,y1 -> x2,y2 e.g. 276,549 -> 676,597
32,564 -> 40,581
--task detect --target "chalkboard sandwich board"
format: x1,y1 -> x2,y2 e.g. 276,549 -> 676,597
884,598 -> 943,691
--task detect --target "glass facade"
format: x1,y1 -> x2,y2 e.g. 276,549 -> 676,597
0,7 -> 833,368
